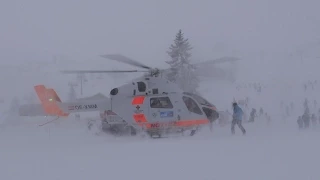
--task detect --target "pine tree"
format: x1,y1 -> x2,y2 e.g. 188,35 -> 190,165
166,29 -> 199,93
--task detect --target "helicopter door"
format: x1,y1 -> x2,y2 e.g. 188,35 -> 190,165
149,96 -> 175,123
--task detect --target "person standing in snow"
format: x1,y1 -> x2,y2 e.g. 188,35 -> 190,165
259,107 -> 263,117
297,116 -> 303,129
231,102 -> 246,135
248,108 -> 257,123
302,111 -> 310,128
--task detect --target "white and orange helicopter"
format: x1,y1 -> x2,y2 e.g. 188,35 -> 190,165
19,54 -> 239,138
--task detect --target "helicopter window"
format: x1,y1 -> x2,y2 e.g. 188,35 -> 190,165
182,96 -> 203,115
183,92 -> 214,107
137,82 -> 146,92
150,97 -> 173,108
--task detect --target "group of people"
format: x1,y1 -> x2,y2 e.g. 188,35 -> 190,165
297,108 -> 320,129
248,107 -> 271,123
235,82 -> 264,93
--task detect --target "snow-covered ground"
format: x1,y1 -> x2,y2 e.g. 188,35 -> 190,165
1,116 -> 319,180
1,58 -> 320,180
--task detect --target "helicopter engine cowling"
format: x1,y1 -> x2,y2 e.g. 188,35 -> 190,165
109,77 -> 183,97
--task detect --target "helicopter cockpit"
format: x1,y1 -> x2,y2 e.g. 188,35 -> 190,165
183,92 -> 215,107
183,92 -> 219,122
182,96 -> 203,115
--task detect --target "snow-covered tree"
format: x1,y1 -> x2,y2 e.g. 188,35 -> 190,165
166,29 -> 199,93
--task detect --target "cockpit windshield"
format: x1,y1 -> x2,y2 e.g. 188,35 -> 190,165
183,92 -> 214,107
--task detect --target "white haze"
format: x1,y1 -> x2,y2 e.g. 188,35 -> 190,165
1,0 -> 320,180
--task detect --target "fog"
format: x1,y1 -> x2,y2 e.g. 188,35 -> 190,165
1,0 -> 320,60
1,1 -> 320,180
0,0 -> 319,97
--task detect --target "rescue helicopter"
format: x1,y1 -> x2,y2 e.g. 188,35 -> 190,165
19,54 -> 239,138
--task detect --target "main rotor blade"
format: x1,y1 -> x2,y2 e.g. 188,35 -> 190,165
194,57 -> 240,66
100,54 -> 152,70
61,70 -> 147,74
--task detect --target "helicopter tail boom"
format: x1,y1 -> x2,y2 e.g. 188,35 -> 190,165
19,85 -> 112,117
56,99 -> 111,114
34,85 -> 111,114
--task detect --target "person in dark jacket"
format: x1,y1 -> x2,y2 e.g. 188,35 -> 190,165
231,102 -> 246,135
302,111 -> 310,128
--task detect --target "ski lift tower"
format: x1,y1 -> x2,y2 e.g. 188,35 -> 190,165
68,81 -> 78,100
76,73 -> 87,96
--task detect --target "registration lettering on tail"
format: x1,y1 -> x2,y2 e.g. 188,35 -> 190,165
69,104 -> 98,110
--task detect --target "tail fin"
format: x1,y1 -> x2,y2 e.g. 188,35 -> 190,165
47,88 -> 62,102
34,85 -> 69,117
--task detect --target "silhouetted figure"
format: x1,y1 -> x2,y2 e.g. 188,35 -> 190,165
302,111 -> 310,128
249,108 -> 257,122
231,102 -> 246,135
259,107 -> 264,117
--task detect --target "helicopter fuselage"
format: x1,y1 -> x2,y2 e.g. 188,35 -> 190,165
95,77 -> 219,135
18,77 -> 219,137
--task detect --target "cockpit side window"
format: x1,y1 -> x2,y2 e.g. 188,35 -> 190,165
183,92 -> 214,107
182,96 -> 203,115
150,97 -> 173,108
137,82 -> 146,92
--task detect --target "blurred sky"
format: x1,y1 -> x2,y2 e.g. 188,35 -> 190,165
0,0 -> 320,84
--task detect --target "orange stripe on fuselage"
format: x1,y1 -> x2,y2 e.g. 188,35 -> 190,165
132,96 -> 145,105
133,114 -> 148,125
135,119 -> 210,129
34,85 -> 68,117
174,119 -> 209,127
